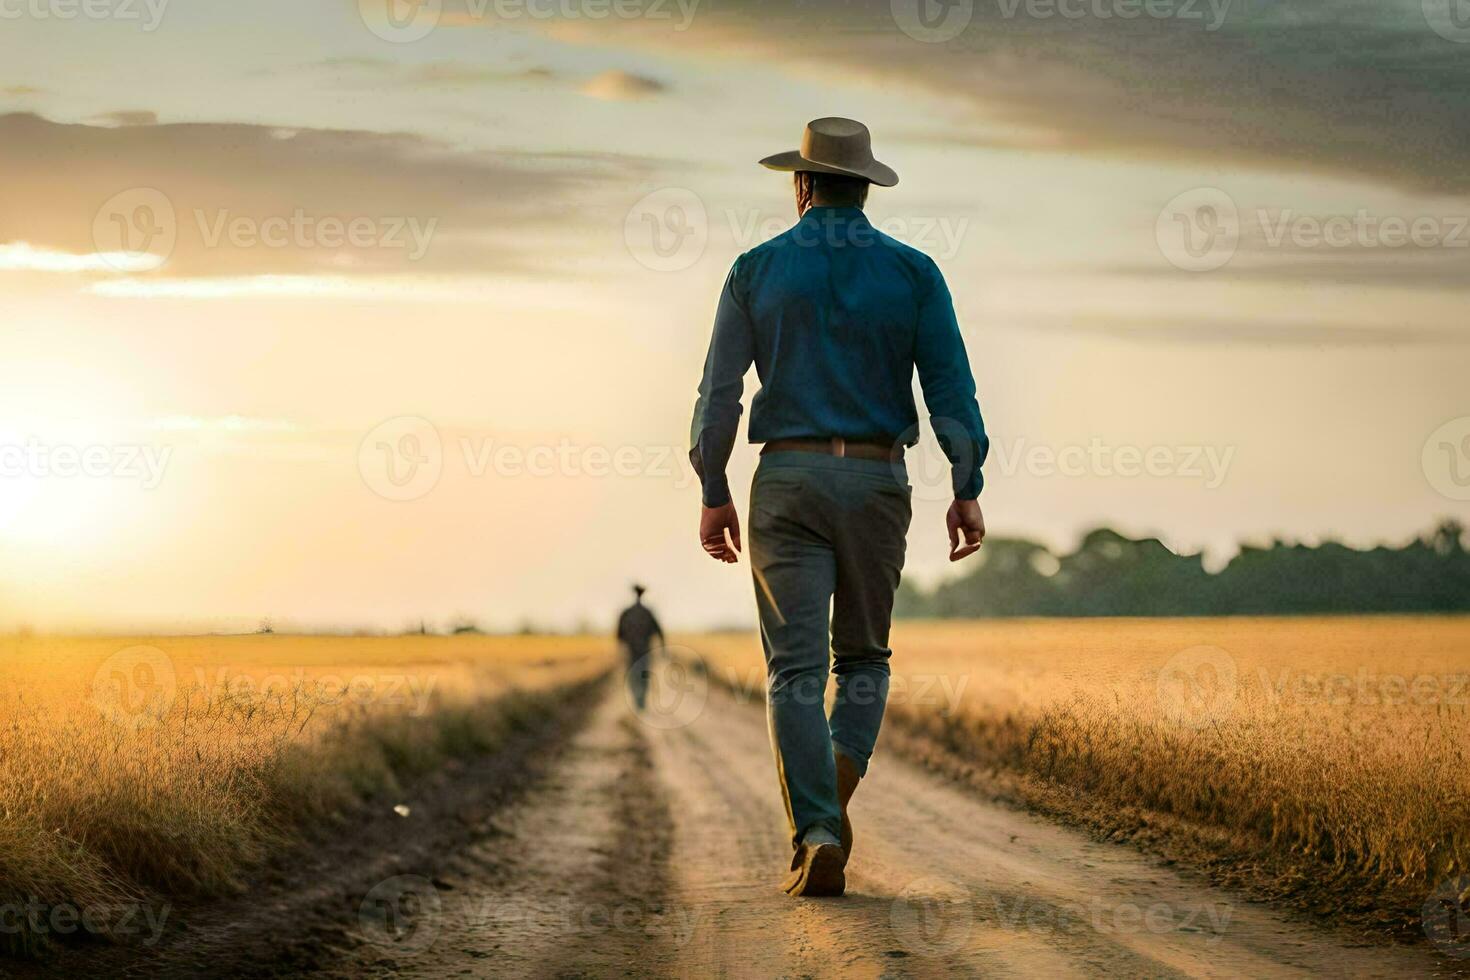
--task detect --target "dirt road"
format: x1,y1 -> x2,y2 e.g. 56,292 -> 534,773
322,669 -> 1445,979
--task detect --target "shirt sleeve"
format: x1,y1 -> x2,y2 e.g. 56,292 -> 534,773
914,260 -> 989,499
688,256 -> 755,508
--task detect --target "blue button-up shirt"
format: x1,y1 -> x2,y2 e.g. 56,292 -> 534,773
689,206 -> 988,507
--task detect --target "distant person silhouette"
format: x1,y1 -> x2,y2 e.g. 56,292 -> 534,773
616,584 -> 664,711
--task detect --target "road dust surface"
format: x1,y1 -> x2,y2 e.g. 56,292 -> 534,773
327,669 -> 1444,979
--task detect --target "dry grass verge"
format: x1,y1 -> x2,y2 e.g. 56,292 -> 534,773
0,633 -> 610,959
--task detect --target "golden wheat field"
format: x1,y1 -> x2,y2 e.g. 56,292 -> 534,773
0,633 -> 610,953
685,616 -> 1470,925
5,618 -> 1467,953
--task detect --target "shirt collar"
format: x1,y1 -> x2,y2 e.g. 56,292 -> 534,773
800,205 -> 868,224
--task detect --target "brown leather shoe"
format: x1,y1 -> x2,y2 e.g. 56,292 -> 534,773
835,751 -> 861,859
781,841 -> 847,897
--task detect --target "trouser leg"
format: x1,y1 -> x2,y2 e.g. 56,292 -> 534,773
750,478 -> 841,848
828,478 -> 910,776
625,650 -> 650,710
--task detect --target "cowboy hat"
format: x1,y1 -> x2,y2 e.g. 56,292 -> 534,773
759,117 -> 898,188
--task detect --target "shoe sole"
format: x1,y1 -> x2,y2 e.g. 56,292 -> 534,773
782,842 -> 846,898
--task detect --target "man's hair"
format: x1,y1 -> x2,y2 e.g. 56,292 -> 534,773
795,171 -> 870,210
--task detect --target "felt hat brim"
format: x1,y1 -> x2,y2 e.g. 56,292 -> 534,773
758,149 -> 899,188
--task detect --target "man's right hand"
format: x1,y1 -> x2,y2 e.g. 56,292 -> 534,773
700,503 -> 742,563
947,498 -> 986,562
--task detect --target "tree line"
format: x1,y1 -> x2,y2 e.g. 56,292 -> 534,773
894,519 -> 1470,617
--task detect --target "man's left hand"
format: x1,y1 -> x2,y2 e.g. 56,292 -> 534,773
700,503 -> 742,563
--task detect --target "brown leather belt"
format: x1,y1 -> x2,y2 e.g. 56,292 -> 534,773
761,437 -> 902,462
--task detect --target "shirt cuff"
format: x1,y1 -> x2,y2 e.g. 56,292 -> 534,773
702,478 -> 732,508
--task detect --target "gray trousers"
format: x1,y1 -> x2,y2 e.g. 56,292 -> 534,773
748,451 -> 912,846
624,648 -> 651,711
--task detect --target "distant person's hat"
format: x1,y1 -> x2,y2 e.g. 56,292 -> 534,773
759,117 -> 899,188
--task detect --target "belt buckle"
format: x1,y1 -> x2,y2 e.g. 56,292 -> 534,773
830,436 -> 845,458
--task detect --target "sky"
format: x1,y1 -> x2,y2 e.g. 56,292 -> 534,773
0,0 -> 1467,632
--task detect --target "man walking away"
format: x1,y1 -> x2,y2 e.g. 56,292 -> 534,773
688,117 -> 989,897
616,583 -> 664,712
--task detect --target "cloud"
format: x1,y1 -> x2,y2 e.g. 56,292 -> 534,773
307,58 -> 662,103
578,69 -> 666,101
1015,313 -> 1469,346
0,241 -> 163,273
1108,249 -> 1470,293
308,58 -> 558,87
532,0 -> 1470,194
90,110 -> 159,127
84,275 -> 502,300
1,85 -> 44,96
0,112 -> 661,280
